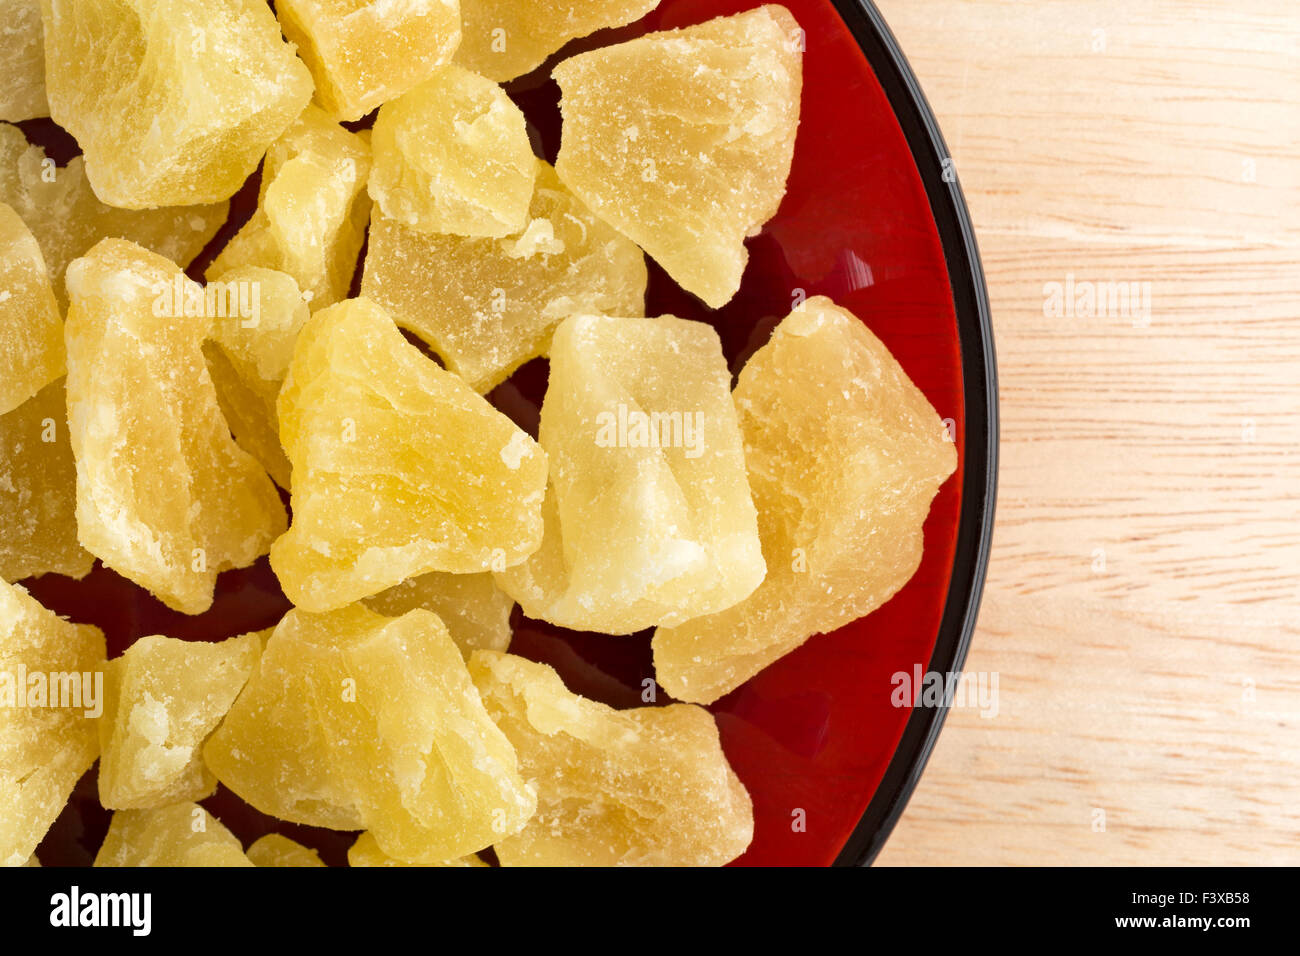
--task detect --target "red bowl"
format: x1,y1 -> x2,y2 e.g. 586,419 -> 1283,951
24,0 -> 996,867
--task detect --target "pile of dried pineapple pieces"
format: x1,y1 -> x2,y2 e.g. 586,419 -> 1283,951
0,1 -> 957,869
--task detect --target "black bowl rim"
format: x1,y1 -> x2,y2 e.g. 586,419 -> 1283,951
827,0 -> 1000,866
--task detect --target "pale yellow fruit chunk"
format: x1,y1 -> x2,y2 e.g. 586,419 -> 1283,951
654,298 -> 959,703
0,0 -> 48,121
41,0 -> 313,208
271,297 -> 548,612
207,106 -> 372,311
204,605 -> 537,862
247,833 -> 326,867
202,267 -> 312,488
0,580 -> 105,867
0,123 -> 228,307
362,162 -> 647,392
0,202 -> 64,414
457,0 -> 662,82
554,5 -> 802,308
0,379 -> 95,581
278,0 -> 463,123
348,831 -> 485,867
64,240 -> 288,615
497,314 -> 763,634
471,651 -> 752,866
364,572 -> 513,656
368,65 -> 535,238
94,803 -> 253,867
98,632 -> 261,810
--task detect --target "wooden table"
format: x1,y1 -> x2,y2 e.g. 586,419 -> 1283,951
871,0 -> 1300,865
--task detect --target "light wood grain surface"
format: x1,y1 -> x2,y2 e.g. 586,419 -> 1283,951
870,0 -> 1300,865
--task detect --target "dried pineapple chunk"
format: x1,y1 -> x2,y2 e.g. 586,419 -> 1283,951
471,651 -> 753,866
361,162 -> 647,392
654,298 -> 959,703
207,106 -> 372,311
271,297 -> 547,612
204,605 -> 537,862
0,123 -> 227,307
0,580 -> 105,867
496,314 -> 763,634
364,572 -> 513,656
41,0 -> 313,208
94,803 -> 253,867
554,6 -> 802,308
348,831 -> 485,867
97,632 -> 261,810
0,0 -> 48,121
368,65 -> 536,238
247,833 -> 326,867
202,267 -> 312,489
278,0 -> 463,123
456,0 -> 662,82
64,240 -> 288,615
0,202 -> 64,414
0,379 -> 94,581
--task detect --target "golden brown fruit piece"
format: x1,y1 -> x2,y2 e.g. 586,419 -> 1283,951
496,314 -> 763,634
0,379 -> 95,581
362,162 -> 646,392
348,831 -> 486,867
97,632 -> 261,810
64,240 -> 288,615
456,0 -> 662,82
368,65 -> 535,238
0,123 -> 227,307
654,298 -> 959,703
207,106 -> 372,311
554,5 -> 802,308
202,267 -> 312,489
364,572 -> 513,656
0,580 -> 105,867
0,1 -> 48,121
0,202 -> 64,414
246,833 -> 326,867
204,605 -> 537,862
277,0 -> 462,123
94,803 -> 253,867
471,651 -> 753,866
271,297 -> 547,612
40,0 -> 312,209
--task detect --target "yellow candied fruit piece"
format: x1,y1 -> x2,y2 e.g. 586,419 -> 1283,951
207,105 -> 372,311
456,0 -> 662,83
0,378 -> 95,581
0,123 -> 228,308
471,651 -> 753,866
496,314 -> 763,634
0,0 -> 48,121
0,580 -> 105,867
204,604 -> 537,862
271,297 -> 547,612
278,0 -> 463,123
0,202 -> 64,415
64,240 -> 288,615
364,571 -> 513,657
348,831 -> 485,867
368,65 -> 535,238
94,803 -> 253,867
654,298 -> 959,703
202,267 -> 312,489
41,0 -> 312,209
246,833 -> 326,867
362,162 -> 646,392
554,5 -> 803,308
98,632 -> 261,810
